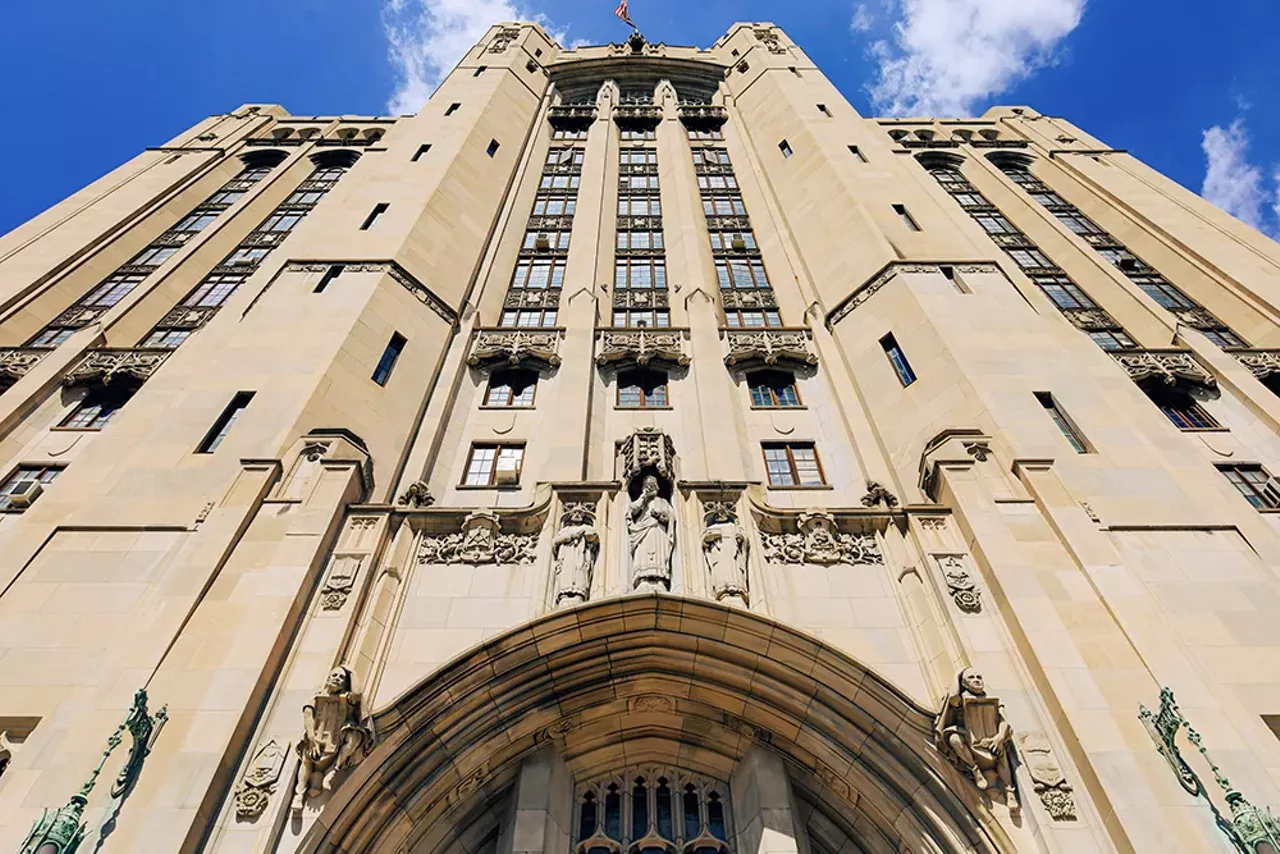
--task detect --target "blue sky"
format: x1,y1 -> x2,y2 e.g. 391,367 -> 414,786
2,0 -> 1278,239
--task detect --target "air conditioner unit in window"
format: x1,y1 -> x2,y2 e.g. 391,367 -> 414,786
535,236 -> 551,250
731,238 -> 747,251
493,460 -> 520,486
7,480 -> 42,508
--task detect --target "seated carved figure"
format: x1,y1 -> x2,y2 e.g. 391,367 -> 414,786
292,666 -> 370,813
935,667 -> 1020,813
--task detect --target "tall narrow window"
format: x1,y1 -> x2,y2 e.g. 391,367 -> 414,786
463,444 -> 525,486
1219,464 -> 1280,510
360,203 -> 389,231
445,103 -> 461,116
1034,392 -> 1090,453
411,144 -> 431,162
474,66 -> 487,76
893,204 -> 921,231
197,392 -> 255,454
817,104 -> 831,117
848,145 -> 866,162
762,443 -> 825,487
880,333 -> 917,386
779,140 -> 793,158
372,333 -> 406,386
314,265 -> 343,293
487,139 -> 500,157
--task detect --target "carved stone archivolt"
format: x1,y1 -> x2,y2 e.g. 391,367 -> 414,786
418,510 -> 539,565
0,348 -> 50,381
468,328 -> 562,371
701,499 -> 749,605
760,512 -> 882,565
935,668 -> 1019,813
597,328 -> 689,369
292,666 -> 371,813
1111,349 -> 1216,389
936,554 -> 982,613
234,738 -> 287,819
723,329 -> 817,370
552,500 -> 600,607
1019,732 -> 1077,821
63,348 -> 171,387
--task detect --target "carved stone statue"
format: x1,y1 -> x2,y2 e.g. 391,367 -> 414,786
702,501 -> 748,606
292,666 -> 371,813
552,501 -> 600,606
935,668 -> 1019,813
628,475 -> 674,592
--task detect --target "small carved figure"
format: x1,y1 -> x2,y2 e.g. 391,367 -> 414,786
553,502 -> 600,606
860,480 -> 899,509
292,666 -> 370,813
702,502 -> 748,605
397,481 -> 434,508
935,668 -> 1019,812
628,475 -> 674,592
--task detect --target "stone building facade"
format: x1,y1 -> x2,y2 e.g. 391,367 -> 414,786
3,20 -> 1280,854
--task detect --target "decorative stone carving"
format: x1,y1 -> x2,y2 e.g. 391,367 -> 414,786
158,305 -> 218,331
614,104 -> 662,125
504,289 -> 561,309
723,329 -> 817,370
1111,349 -> 1216,388
704,214 -> 753,231
319,554 -> 364,611
629,475 -> 675,593
552,501 -> 599,607
535,717 -> 576,744
468,329 -> 562,371
449,763 -> 489,806
234,739 -> 287,819
919,516 -> 947,531
284,262 -> 454,323
597,329 -> 689,369
760,512 -> 882,565
612,289 -> 669,310
63,348 -> 170,387
720,289 -> 777,310
292,666 -> 371,813
677,104 -> 728,126
1018,733 -> 1077,821
548,104 -> 597,124
936,555 -> 982,613
963,440 -> 991,461
397,481 -> 434,508
628,694 -> 676,713
860,480 -> 899,508
752,26 -> 788,53
619,427 -> 677,483
1061,307 -> 1124,332
702,501 -> 748,605
418,510 -> 538,565
815,762 -> 852,802
935,668 -> 1019,812
0,348 -> 50,382
1228,349 -> 1280,381
829,262 -> 1002,324
488,26 -> 521,52
722,712 -> 771,743
1169,306 -> 1227,331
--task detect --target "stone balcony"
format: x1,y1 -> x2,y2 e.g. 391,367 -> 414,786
722,328 -> 818,371
677,104 -> 728,126
613,104 -> 662,125
595,328 -> 690,369
63,348 -> 172,387
1225,349 -> 1280,382
547,104 -> 596,124
0,347 -> 53,383
1110,348 -> 1215,388
467,328 -> 563,371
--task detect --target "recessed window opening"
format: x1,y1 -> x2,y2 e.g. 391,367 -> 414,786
314,265 -> 344,293
1219,464 -> 1280,510
617,369 -> 669,408
762,442 -> 825,487
880,333 -> 916,386
197,392 -> 255,454
411,144 -> 432,162
445,103 -> 461,116
940,265 -> 967,292
779,140 -> 793,158
360,203 -> 389,231
60,382 -> 140,430
748,370 -> 802,408
1140,380 -> 1220,431
818,104 -> 831,117
484,369 -> 537,407
0,465 -> 63,510
893,203 -> 921,231
464,444 -> 525,486
372,333 -> 406,386
474,66 -> 487,76
1034,392 -> 1090,453
487,139 -> 501,157
848,145 -> 866,162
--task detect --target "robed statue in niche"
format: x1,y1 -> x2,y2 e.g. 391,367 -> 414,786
628,475 -> 674,592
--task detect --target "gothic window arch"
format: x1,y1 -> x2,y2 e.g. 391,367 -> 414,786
576,769 -> 732,854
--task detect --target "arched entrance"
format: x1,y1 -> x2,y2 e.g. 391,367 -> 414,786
303,596 -> 1011,854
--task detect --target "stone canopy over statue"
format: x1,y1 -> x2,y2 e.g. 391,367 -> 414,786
935,667 -> 1020,813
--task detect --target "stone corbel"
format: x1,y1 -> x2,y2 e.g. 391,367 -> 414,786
1110,348 -> 1216,390
468,328 -> 563,372
62,348 -> 171,387
596,328 -> 690,370
722,328 -> 818,371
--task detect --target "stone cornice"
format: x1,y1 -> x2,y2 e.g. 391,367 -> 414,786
467,328 -> 564,372
827,261 -> 1003,326
285,261 -> 457,325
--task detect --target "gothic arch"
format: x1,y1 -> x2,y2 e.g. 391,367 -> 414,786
302,597 -> 1012,854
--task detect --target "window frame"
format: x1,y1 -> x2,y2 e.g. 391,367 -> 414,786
761,442 -> 826,487
880,333 -> 917,386
0,464 -> 63,511
462,443 -> 526,487
1218,464 -> 1280,510
747,370 -> 802,408
483,370 -> 538,408
616,368 -> 670,409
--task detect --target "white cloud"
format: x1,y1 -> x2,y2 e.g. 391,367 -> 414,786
851,4 -> 875,33
383,0 -> 565,115
1201,120 -> 1267,230
864,0 -> 1085,117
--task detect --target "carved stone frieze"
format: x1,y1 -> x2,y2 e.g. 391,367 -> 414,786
418,511 -> 538,565
723,329 -> 817,370
158,305 -> 218,331
619,427 -> 677,483
919,517 -> 948,531
526,215 -> 576,231
614,105 -> 662,125
548,104 -> 597,124
752,26 -> 789,53
63,348 -> 171,387
1019,733 -> 1077,820
720,289 -> 777,310
677,104 -> 728,126
860,480 -> 899,509
468,328 -> 562,371
235,738 -> 287,819
1111,349 -> 1216,388
50,306 -> 106,329
963,440 -> 991,462
1061,307 -> 1124,332
760,512 -> 882,565
488,26 -> 522,52
1169,306 -> 1227,331
612,289 -> 669,310
320,554 -> 365,611
0,348 -> 51,381
704,215 -> 752,231
597,328 -> 689,369
616,215 -> 663,231
1228,349 -> 1280,381
829,262 -> 1002,324
936,554 -> 982,613
504,289 -> 561,309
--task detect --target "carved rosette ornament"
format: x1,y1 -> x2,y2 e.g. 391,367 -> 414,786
701,501 -> 749,606
1110,349 -> 1216,388
234,739 -> 287,819
936,555 -> 982,613
63,348 -> 171,387
292,667 -> 371,813
935,668 -> 1020,813
596,329 -> 689,369
552,501 -> 600,607
1018,733 -> 1077,821
760,512 -> 882,565
418,510 -> 538,565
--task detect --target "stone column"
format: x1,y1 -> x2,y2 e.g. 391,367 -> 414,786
729,745 -> 810,854
497,745 -> 573,854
